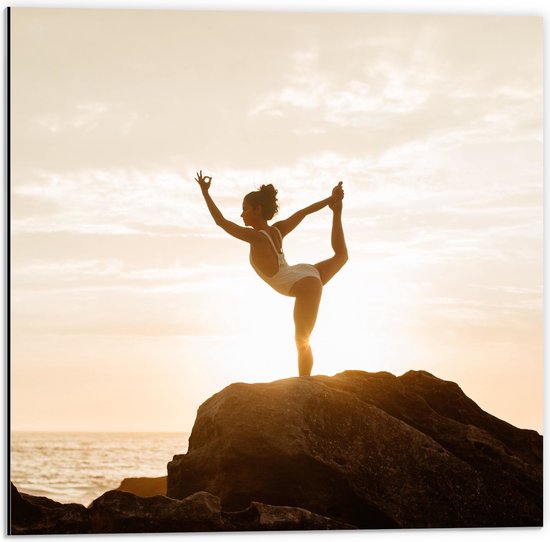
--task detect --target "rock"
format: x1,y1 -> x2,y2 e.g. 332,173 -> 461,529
10,483 -> 90,535
10,484 -> 351,533
87,490 -> 226,533
88,490 -> 352,532
222,499 -> 354,531
115,476 -> 166,497
167,370 -> 543,528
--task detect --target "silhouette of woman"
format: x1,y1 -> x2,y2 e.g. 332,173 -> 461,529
195,170 -> 348,376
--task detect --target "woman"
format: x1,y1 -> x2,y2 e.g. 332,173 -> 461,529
195,170 -> 348,376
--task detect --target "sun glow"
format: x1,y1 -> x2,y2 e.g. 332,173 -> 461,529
312,266 -> 416,376
223,279 -> 299,382
206,260 -> 418,384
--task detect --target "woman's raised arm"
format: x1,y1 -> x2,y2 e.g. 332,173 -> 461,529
195,170 -> 260,244
273,182 -> 343,238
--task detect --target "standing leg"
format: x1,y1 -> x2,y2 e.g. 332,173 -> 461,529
292,278 -> 323,376
314,185 -> 348,285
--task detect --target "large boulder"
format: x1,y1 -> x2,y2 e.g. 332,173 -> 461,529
167,370 -> 542,528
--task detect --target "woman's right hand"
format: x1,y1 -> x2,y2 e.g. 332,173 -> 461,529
195,170 -> 212,192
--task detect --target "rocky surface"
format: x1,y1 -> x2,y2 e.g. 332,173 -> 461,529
10,483 -> 90,535
167,370 -> 543,528
10,483 -> 351,534
115,476 -> 166,497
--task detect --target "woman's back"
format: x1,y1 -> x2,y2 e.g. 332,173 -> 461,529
248,227 -> 285,278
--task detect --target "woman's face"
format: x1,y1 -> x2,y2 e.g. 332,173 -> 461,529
241,198 -> 261,226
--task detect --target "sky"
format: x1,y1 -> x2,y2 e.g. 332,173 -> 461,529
9,7 -> 543,433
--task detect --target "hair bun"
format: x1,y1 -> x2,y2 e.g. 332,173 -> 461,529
260,184 -> 277,196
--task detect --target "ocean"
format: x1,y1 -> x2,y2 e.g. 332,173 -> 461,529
10,432 -> 190,506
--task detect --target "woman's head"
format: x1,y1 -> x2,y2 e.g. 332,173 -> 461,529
243,184 -> 279,221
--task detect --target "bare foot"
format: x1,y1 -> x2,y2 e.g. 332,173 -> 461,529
328,181 -> 344,211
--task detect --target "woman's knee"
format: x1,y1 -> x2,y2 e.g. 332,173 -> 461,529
331,251 -> 348,274
295,331 -> 310,349
337,248 -> 348,265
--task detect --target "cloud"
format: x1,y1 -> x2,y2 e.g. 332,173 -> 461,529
33,103 -> 104,133
11,258 -> 248,293
250,50 -> 434,127
10,258 -> 253,337
249,16 -> 541,154
12,168 -> 202,235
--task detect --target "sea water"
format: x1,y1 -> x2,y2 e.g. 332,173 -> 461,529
10,432 -> 190,506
